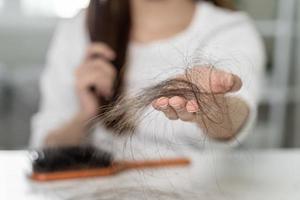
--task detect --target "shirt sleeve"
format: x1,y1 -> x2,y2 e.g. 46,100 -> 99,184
30,18 -> 85,148
192,13 -> 266,147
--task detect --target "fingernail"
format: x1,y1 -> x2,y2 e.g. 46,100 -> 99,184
187,108 -> 197,113
157,97 -> 168,108
187,101 -> 198,113
187,106 -> 197,113
223,74 -> 233,89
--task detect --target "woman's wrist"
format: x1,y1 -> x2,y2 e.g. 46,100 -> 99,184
44,113 -> 91,147
78,109 -> 98,123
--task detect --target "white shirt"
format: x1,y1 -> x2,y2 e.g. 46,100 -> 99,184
30,2 -> 265,159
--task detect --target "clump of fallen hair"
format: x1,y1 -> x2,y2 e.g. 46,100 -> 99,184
90,67 -> 224,135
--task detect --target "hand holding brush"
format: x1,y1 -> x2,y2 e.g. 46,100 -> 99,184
75,43 -> 117,120
44,43 -> 117,147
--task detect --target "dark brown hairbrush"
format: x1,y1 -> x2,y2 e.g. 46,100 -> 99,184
29,146 -> 190,182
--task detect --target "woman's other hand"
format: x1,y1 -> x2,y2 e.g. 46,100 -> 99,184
152,67 -> 245,140
75,43 -> 117,119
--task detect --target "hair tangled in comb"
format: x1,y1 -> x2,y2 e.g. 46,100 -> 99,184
89,66 -> 229,136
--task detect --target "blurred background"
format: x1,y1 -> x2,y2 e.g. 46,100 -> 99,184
0,0 -> 299,150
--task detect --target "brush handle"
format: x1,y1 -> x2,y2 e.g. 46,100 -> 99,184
120,158 -> 191,170
30,166 -> 123,182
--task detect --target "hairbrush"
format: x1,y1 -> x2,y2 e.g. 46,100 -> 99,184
29,146 -> 190,182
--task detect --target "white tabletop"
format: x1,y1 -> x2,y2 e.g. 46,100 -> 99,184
1,150 -> 300,200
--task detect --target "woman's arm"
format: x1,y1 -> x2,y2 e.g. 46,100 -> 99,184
43,43 -> 117,148
30,15 -> 116,148
44,113 -> 89,147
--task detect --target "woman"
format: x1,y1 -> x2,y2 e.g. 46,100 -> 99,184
30,0 -> 265,157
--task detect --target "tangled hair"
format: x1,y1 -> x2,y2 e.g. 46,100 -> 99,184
65,187 -> 199,200
89,66 -> 228,136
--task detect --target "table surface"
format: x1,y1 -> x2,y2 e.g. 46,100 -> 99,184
1,150 -> 300,200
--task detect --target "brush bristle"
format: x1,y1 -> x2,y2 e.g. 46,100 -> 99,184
30,146 -> 113,173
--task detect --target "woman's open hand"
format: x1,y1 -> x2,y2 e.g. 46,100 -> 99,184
151,67 -> 242,123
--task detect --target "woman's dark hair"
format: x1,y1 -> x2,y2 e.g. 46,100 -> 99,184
86,0 -> 235,131
87,0 -> 131,102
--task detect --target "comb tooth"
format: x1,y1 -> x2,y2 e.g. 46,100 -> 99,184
31,146 -> 113,173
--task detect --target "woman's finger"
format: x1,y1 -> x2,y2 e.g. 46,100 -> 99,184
229,74 -> 242,92
90,59 -> 117,80
169,96 -> 195,122
210,71 -> 242,93
85,43 -> 116,61
153,97 -> 178,120
91,74 -> 114,97
185,67 -> 242,94
186,100 -> 199,113
78,73 -> 112,96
